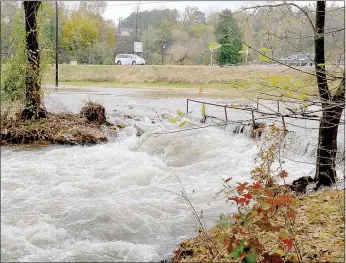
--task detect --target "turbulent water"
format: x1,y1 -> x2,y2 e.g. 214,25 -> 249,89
1,86 -> 345,261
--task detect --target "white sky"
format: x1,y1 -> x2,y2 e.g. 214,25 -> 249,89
67,1 -> 344,26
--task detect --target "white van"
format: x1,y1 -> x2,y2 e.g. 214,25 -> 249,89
115,54 -> 145,65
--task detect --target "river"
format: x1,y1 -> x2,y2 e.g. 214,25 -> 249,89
1,85 -> 344,261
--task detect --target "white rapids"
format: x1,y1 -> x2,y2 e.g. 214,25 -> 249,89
1,86 -> 344,261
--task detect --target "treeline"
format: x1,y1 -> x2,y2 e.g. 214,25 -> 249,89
1,1 -> 116,65
1,1 -> 344,66
117,3 -> 344,65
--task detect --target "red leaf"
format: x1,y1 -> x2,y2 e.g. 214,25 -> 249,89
261,252 -> 284,263
225,177 -> 232,183
257,207 -> 263,214
248,238 -> 265,253
279,170 -> 288,178
286,208 -> 297,219
250,181 -> 262,190
274,194 -> 293,206
224,238 -> 230,245
243,193 -> 253,200
229,196 -> 240,204
281,238 -> 294,251
229,196 -> 250,206
236,182 -> 249,194
264,189 -> 275,197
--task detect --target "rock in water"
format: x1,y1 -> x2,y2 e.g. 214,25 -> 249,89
80,102 -> 106,125
134,124 -> 144,137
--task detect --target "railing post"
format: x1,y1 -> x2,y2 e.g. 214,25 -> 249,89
186,99 -> 189,114
224,106 -> 228,121
251,110 -> 256,129
282,116 -> 287,135
277,100 -> 280,113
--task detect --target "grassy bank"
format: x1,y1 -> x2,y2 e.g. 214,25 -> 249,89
44,64 -> 324,99
172,188 -> 345,262
45,64 -> 315,84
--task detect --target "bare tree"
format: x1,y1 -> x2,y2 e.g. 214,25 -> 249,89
314,1 -> 345,188
237,1 -> 345,188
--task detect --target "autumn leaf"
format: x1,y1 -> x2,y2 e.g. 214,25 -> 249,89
243,193 -> 253,200
274,194 -> 293,206
224,238 -> 230,245
279,231 -> 294,251
225,177 -> 232,183
279,170 -> 288,178
248,238 -> 265,253
261,252 -> 284,263
236,182 -> 249,194
228,197 -> 250,206
250,181 -> 262,190
286,208 -> 297,219
281,238 -> 294,251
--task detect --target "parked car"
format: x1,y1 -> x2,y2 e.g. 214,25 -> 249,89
115,54 -> 145,65
280,53 -> 314,66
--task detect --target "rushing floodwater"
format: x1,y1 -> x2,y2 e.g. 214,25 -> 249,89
1,86 -> 345,261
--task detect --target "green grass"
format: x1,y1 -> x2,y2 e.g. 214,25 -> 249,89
44,80 -> 231,90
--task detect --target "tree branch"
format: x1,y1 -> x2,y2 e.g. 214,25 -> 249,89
236,2 -> 315,31
332,73 -> 345,102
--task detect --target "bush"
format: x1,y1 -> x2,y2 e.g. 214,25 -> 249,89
1,57 -> 27,102
102,57 -> 114,65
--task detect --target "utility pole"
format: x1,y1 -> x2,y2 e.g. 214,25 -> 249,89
161,39 -> 167,65
135,2 -> 140,56
210,50 -> 213,66
135,3 -> 140,42
55,0 -> 58,87
0,2 -> 2,85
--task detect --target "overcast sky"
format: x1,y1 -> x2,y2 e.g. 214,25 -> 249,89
68,1 -> 344,26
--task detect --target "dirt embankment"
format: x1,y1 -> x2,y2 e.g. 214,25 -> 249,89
1,102 -> 117,146
172,188 -> 345,263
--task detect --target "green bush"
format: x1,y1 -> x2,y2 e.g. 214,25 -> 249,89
1,57 -> 27,102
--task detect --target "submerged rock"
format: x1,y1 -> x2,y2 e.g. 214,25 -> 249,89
134,124 -> 144,137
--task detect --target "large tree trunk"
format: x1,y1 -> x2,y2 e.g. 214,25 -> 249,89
314,1 -> 345,188
21,1 -> 46,120
315,103 -> 344,187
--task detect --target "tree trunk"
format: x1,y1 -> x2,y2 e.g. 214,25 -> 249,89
315,103 -> 344,187
314,1 -> 345,188
21,1 -> 46,120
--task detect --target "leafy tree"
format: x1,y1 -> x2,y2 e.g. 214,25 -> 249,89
215,9 -> 243,65
79,1 -> 107,16
120,8 -> 179,31
60,4 -> 115,64
157,19 -> 174,64
1,2 -> 22,61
